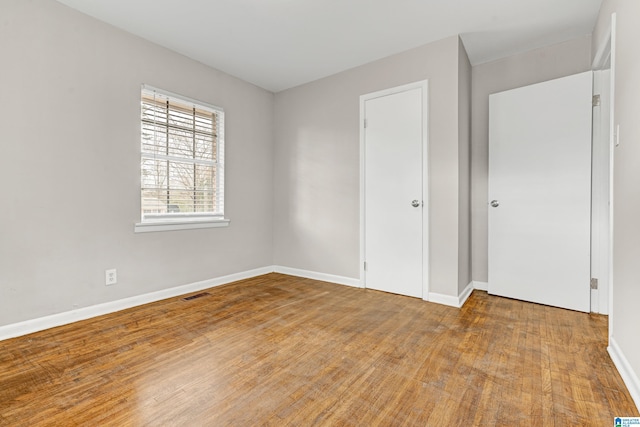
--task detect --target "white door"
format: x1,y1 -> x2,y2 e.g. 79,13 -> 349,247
488,71 -> 592,312
362,82 -> 427,298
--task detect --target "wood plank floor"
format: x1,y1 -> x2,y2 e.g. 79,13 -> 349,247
0,273 -> 637,426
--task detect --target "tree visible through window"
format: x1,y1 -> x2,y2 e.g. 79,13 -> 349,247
140,86 -> 224,223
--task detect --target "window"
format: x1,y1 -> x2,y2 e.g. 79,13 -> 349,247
135,85 -> 228,232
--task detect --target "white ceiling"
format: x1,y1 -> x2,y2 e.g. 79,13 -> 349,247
54,0 -> 602,92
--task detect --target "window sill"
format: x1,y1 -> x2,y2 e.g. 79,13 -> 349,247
134,218 -> 230,233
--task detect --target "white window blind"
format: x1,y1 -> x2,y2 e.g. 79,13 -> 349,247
140,85 -> 225,224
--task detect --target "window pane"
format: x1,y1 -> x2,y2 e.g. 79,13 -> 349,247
195,164 -> 214,191
141,158 -> 167,190
140,87 -> 223,221
168,161 -> 194,191
161,189 -> 215,213
142,189 -> 169,214
167,127 -> 194,159
195,114 -> 213,134
142,122 -> 168,155
142,101 -> 167,125
195,133 -> 214,161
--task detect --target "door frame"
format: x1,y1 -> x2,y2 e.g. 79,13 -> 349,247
591,13 -> 616,334
591,13 -> 615,317
591,68 -> 611,314
359,80 -> 430,300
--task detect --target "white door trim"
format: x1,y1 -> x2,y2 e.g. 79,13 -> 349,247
591,12 -> 616,333
608,13 -> 617,339
591,68 -> 611,314
359,80 -> 430,300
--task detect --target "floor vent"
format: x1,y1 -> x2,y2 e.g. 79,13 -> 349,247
183,292 -> 210,301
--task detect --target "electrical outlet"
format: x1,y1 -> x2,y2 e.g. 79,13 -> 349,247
105,269 -> 117,286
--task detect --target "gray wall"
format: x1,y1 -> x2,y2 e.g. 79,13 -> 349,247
470,36 -> 593,283
0,0 -> 274,326
458,38 -> 472,293
4,0 -> 611,332
274,36 -> 469,298
594,0 -> 640,406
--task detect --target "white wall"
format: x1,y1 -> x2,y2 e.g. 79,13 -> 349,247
273,36 -> 471,298
0,0 -> 274,326
470,36 -> 593,283
594,0 -> 640,409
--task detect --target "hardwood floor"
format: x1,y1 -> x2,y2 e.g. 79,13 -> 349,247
0,273 -> 637,426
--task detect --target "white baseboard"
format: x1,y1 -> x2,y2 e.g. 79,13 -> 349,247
0,266 -> 273,342
273,265 -> 362,288
458,282 -> 474,307
428,292 -> 459,307
473,281 -> 489,291
0,265 -> 479,341
429,282 -> 474,308
608,337 -> 640,412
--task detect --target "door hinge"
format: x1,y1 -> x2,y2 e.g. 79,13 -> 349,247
364,119 -> 368,128
590,278 -> 598,290
592,94 -> 601,107
364,261 -> 367,271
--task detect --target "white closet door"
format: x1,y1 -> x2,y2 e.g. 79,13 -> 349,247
364,85 -> 425,298
488,71 -> 593,312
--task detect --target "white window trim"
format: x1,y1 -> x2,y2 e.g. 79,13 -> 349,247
134,217 -> 230,233
136,85 -> 228,233
141,84 -> 224,115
